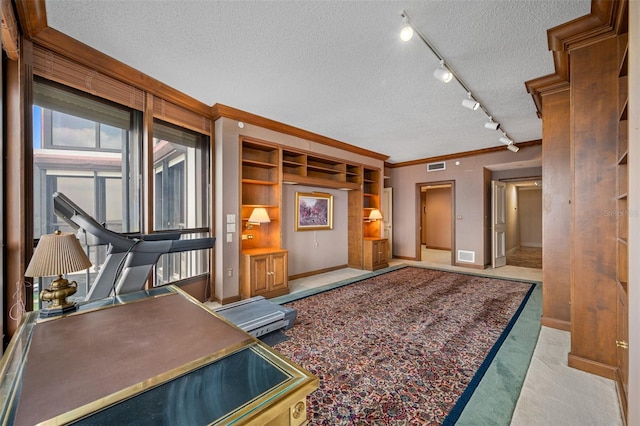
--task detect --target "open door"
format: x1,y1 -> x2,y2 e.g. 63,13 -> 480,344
382,188 -> 393,260
491,180 -> 507,268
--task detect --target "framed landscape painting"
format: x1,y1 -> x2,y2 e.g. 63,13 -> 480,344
295,192 -> 333,231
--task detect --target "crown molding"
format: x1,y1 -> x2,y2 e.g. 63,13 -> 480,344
385,140 -> 542,169
525,0 -> 627,116
212,104 -> 389,162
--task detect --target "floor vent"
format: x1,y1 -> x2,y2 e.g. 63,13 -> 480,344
457,250 -> 475,263
427,161 -> 446,172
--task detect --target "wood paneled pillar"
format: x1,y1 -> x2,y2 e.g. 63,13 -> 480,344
568,35 -> 619,378
541,88 -> 571,331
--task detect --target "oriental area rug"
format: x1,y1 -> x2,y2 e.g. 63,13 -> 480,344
274,266 -> 534,425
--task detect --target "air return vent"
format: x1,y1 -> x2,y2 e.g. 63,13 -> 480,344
427,161 -> 446,172
457,250 -> 475,263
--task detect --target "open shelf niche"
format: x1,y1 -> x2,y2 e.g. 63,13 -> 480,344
240,138 -> 281,250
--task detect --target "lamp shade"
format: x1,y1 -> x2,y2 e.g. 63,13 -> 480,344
248,208 -> 271,224
368,209 -> 383,221
25,231 -> 92,277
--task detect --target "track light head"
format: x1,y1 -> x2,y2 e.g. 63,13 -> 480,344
399,11 -> 414,41
484,119 -> 500,130
462,93 -> 479,110
507,144 -> 519,153
400,25 -> 414,41
499,136 -> 512,145
433,60 -> 453,83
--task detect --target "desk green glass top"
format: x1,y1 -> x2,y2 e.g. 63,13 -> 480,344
0,286 -> 316,425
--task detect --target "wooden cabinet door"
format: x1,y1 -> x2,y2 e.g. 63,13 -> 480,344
376,240 -> 386,267
270,252 -> 288,292
250,254 -> 270,296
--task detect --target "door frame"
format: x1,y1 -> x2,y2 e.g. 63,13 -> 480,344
415,180 -> 455,265
491,180 -> 507,268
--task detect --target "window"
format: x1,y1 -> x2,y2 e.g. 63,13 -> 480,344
32,79 -> 211,303
32,79 -> 141,302
152,120 -> 210,285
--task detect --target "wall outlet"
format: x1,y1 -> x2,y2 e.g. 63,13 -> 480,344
226,268 -> 233,277
242,234 -> 254,240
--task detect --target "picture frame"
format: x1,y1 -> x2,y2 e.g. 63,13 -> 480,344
295,192 -> 333,231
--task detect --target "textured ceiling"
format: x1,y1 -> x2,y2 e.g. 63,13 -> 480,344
44,0 -> 590,163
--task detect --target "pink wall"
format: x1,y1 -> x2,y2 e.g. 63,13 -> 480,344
422,187 -> 452,249
387,144 -> 542,267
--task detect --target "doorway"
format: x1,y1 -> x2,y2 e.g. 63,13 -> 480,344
494,179 -> 542,269
416,181 -> 455,265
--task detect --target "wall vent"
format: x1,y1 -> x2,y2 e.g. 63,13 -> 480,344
457,250 -> 475,263
427,161 -> 446,172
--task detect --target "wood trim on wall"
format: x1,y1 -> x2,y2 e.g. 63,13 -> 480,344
1,0 -> 20,61
387,140 -> 542,169
212,104 -> 389,162
525,0 -> 627,116
4,40 -> 35,339
15,0 -> 211,118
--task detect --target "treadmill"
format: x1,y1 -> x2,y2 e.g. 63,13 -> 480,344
53,192 -> 216,301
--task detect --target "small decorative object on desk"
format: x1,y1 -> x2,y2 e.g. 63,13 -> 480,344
24,230 -> 92,317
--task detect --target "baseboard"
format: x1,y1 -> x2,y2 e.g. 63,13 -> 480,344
615,367 -> 628,425
395,255 -> 419,261
289,264 -> 348,281
521,243 -> 542,248
215,294 -> 241,305
541,316 -> 571,331
506,246 -> 519,256
453,262 -> 485,270
567,353 -> 617,380
425,245 -> 451,251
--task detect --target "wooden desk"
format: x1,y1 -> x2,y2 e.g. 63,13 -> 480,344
0,286 -> 317,425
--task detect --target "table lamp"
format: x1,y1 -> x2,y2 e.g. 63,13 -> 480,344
246,207 -> 271,229
25,230 -> 92,317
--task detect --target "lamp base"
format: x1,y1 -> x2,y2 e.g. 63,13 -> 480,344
39,302 -> 79,318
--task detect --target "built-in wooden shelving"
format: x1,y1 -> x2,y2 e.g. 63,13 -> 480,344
615,31 -> 629,422
240,139 -> 281,250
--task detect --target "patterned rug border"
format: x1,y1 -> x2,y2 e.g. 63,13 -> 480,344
271,264 -> 540,423
442,280 -> 536,425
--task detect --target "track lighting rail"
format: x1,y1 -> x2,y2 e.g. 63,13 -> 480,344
400,10 -> 518,152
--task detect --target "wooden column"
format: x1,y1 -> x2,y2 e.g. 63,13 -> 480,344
541,88 -> 572,331
569,35 -> 619,378
5,39 -> 34,340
